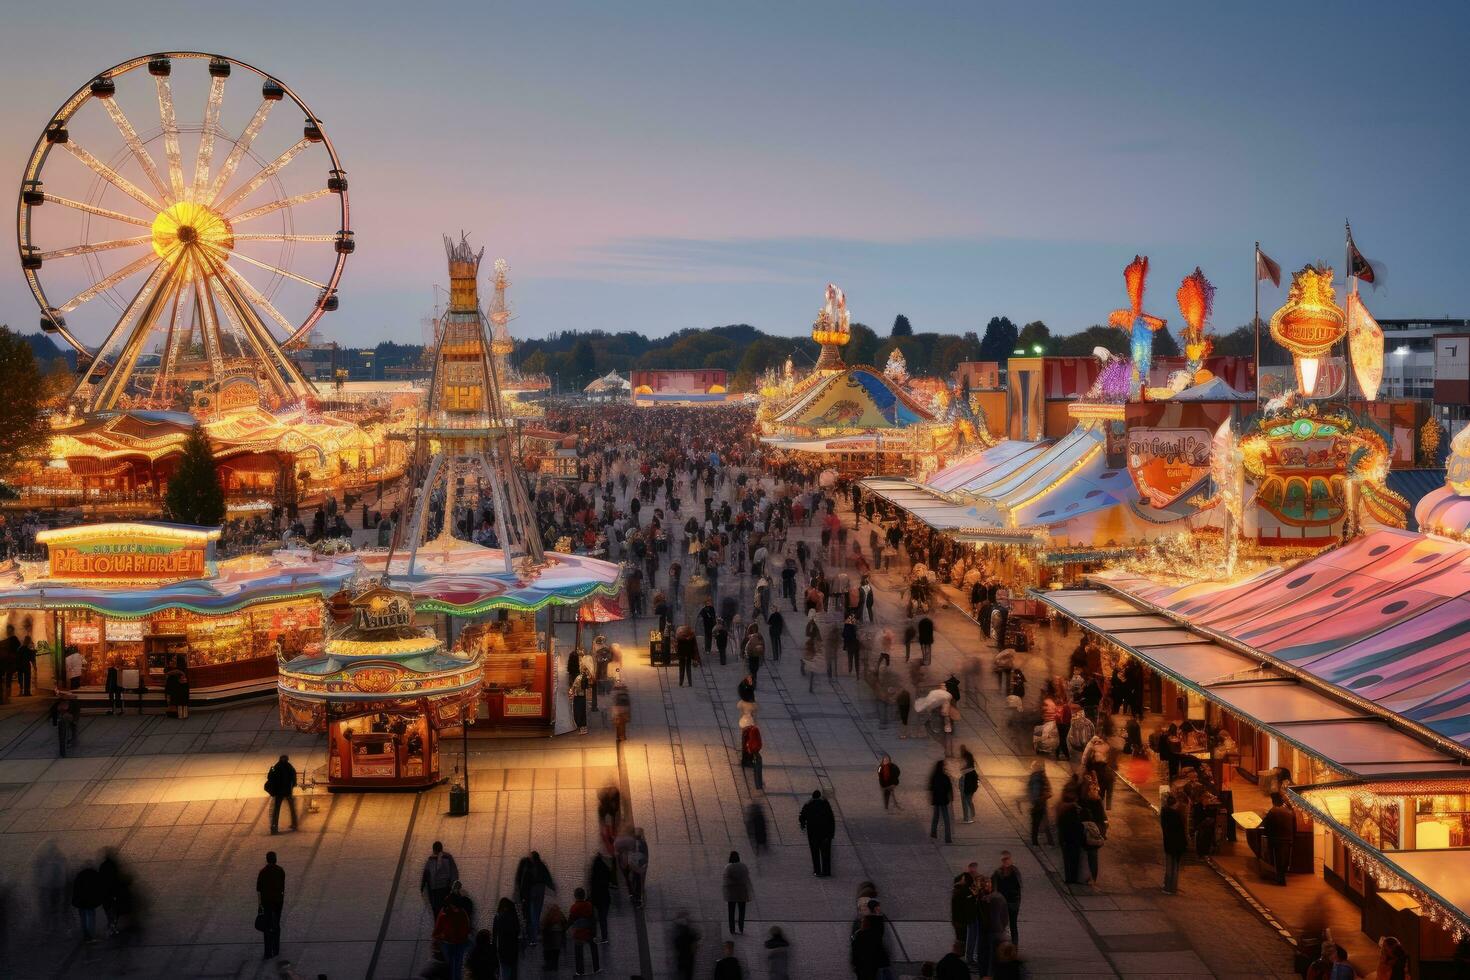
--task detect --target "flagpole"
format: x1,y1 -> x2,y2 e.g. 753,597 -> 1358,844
1254,241 -> 1261,414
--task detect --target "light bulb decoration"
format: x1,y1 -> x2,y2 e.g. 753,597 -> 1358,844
811,282 -> 851,372
1175,267 -> 1216,381
1108,256 -> 1167,399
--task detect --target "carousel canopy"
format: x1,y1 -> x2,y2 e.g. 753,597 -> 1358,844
772,366 -> 936,431
360,537 -> 622,616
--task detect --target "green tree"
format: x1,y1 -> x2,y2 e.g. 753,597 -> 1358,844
570,338 -> 597,386
1016,320 -> 1053,355
0,327 -> 50,490
164,425 -> 226,527
846,322 -> 880,367
1152,327 -> 1181,357
1211,323 -> 1257,356
1055,325 -> 1128,357
521,350 -> 549,377
978,316 -> 1019,362
891,314 -> 913,337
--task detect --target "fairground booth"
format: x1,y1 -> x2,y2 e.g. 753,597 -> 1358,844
0,522 -> 352,706
277,582 -> 482,790
1031,457 -> 1470,975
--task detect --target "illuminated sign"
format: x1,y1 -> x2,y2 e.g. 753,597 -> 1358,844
1127,427 -> 1212,508
105,619 -> 145,642
1448,426 -> 1470,497
68,623 -> 101,644
38,523 -> 218,583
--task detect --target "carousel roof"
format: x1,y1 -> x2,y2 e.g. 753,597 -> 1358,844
772,366 -> 936,431
359,537 -> 622,615
51,406 -> 382,463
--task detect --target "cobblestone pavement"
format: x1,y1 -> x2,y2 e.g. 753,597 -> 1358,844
0,478 -> 1298,978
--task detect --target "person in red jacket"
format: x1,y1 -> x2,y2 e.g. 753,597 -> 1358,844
568,886 -> 600,975
432,896 -> 471,979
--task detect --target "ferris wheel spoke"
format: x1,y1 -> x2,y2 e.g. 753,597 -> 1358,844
71,252 -> 177,407
211,254 -> 307,338
233,233 -> 337,243
156,278 -> 192,397
214,138 -> 310,214
190,72 -> 228,203
39,235 -> 152,261
200,239 -> 326,290
56,251 -> 160,312
202,260 -> 300,399
93,269 -> 184,411
155,75 -> 186,202
98,96 -> 173,204
58,141 -> 163,214
229,188 -> 331,224
206,97 -> 274,206
41,194 -> 153,228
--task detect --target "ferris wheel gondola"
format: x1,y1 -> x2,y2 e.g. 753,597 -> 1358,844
16,52 -> 351,413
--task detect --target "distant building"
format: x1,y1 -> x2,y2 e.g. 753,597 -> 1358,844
630,369 -> 729,406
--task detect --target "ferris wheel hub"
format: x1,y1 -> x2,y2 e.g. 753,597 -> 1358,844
150,200 -> 232,262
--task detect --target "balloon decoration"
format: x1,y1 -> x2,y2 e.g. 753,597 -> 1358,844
1347,291 -> 1384,401
1269,265 -> 1346,397
1108,256 -> 1167,399
1176,267 -> 1216,381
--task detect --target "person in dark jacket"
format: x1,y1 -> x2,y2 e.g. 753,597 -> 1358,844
1263,793 -> 1296,885
766,608 -> 784,662
713,939 -> 744,980
849,913 -> 891,980
1056,796 -> 1086,884
266,754 -> 298,834
72,862 -> 104,943
929,759 -> 954,844
675,625 -> 699,688
957,747 -> 979,823
492,896 -> 521,975
798,789 -> 835,876
698,599 -> 717,652
255,851 -> 285,958
992,851 -> 1023,943
465,929 -> 497,980
916,616 -> 935,664
842,615 -> 860,673
514,850 -> 555,945
588,853 -> 613,944
736,675 -> 756,705
936,941 -> 970,980
949,873 -> 978,948
1161,793 -> 1188,893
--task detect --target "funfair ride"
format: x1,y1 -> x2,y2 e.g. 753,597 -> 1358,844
17,52 -> 350,413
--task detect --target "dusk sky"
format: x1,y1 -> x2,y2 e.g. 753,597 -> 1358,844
2,1 -> 1468,347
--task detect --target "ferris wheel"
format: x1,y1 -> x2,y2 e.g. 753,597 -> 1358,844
16,52 -> 351,413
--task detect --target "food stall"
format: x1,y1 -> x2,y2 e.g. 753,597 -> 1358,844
0,522 -> 351,705
278,582 -> 482,790
361,537 -> 621,731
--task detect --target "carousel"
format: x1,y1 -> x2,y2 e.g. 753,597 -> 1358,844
277,580 -> 482,790
759,284 -> 985,476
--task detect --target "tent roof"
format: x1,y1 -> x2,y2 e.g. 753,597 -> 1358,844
772,366 -> 936,430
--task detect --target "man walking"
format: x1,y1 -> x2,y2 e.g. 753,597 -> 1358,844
675,625 -> 698,688
420,840 -> 459,916
766,608 -> 784,662
928,759 -> 954,844
992,851 -> 1023,944
698,599 -> 718,655
265,754 -> 298,834
256,851 -> 285,960
798,789 -> 835,877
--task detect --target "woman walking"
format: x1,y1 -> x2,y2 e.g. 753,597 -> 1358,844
722,851 -> 753,936
958,747 -> 979,824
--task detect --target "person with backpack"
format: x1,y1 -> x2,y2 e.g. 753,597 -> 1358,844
265,754 -> 298,834
877,754 -> 902,810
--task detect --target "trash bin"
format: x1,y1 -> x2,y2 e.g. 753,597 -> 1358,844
449,783 -> 469,816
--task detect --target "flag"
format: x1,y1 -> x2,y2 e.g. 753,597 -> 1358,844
1347,223 -> 1376,284
1255,247 -> 1281,287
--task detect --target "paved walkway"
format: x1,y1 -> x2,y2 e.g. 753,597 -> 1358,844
0,475 -> 1298,978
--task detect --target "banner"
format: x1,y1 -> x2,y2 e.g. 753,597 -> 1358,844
1126,427 -> 1213,508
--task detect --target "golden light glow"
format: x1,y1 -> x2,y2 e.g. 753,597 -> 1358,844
151,200 -> 234,263
1270,265 -> 1345,395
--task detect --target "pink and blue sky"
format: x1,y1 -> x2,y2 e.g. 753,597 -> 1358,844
1,1 -> 1467,345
